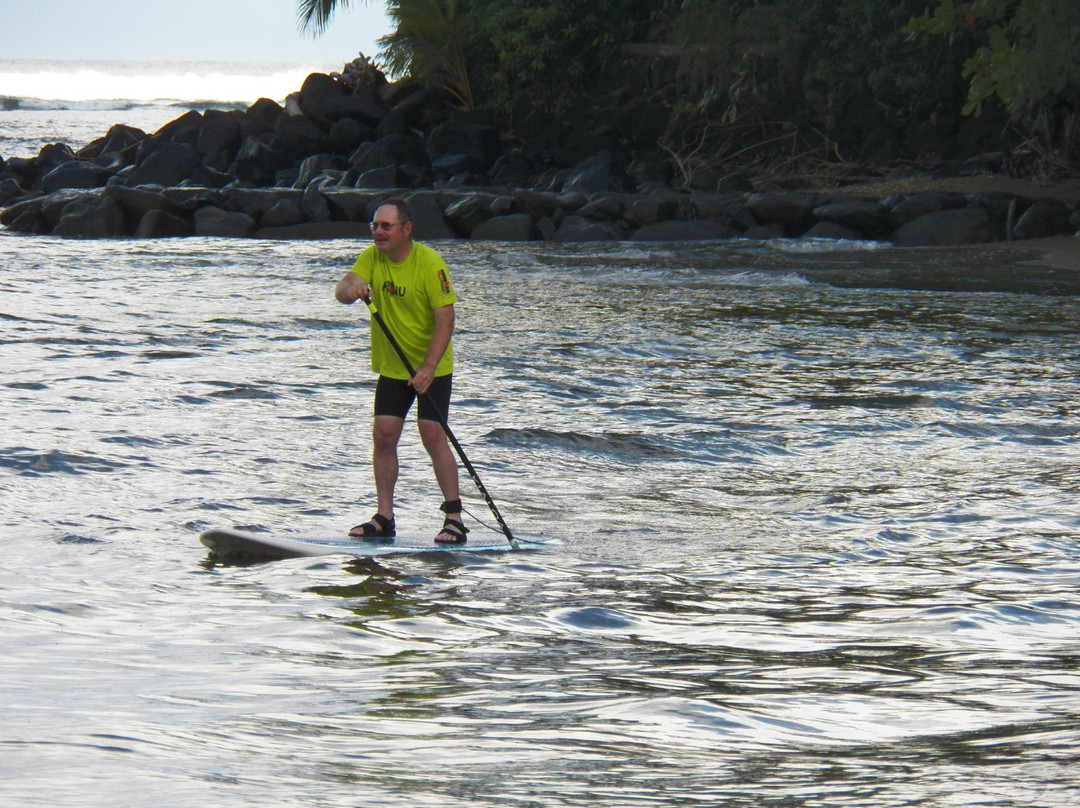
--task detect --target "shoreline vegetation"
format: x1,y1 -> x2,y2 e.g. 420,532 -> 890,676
1,59 -> 1078,272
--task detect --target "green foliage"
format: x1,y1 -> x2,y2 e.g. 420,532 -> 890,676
906,0 -> 1080,119
296,0 -> 356,36
464,0 -> 672,116
379,0 -> 475,108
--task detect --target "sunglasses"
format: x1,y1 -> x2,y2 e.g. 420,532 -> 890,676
369,221 -> 403,232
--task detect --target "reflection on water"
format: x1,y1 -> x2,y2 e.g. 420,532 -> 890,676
1,234 -> 1079,807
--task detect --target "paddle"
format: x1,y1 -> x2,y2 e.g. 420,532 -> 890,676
361,294 -> 519,549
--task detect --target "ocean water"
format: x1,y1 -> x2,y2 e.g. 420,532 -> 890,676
1,228 -> 1079,807
0,59 -> 338,158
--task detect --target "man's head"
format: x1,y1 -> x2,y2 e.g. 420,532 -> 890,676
371,197 -> 414,260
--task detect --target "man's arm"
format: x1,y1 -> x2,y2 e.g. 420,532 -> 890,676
410,304 -> 455,394
335,271 -> 370,304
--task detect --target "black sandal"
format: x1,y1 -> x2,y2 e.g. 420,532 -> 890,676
434,517 -> 469,545
349,513 -> 396,539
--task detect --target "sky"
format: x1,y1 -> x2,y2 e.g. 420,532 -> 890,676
0,0 -> 394,67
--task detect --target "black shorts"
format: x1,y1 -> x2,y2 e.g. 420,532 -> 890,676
374,374 -> 452,422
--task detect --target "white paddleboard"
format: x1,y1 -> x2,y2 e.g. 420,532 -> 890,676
200,526 -> 542,561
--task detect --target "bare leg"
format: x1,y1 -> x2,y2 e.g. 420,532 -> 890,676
373,414 -> 405,520
418,418 -> 465,540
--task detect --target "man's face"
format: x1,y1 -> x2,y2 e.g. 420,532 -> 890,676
371,204 -> 412,256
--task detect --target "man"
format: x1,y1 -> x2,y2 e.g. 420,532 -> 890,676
334,197 -> 469,544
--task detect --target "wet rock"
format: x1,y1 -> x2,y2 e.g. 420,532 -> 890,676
233,136 -> 286,185
888,191 -> 968,229
426,116 -> 501,175
261,198 -> 305,228
76,124 -> 145,163
195,110 -> 243,158
0,177 -> 24,205
105,184 -> 184,220
1012,199 -> 1072,240
471,213 -> 536,241
561,151 -> 630,194
256,221 -> 370,240
193,206 -> 257,238
41,161 -> 113,193
630,219 -> 738,241
811,200 -> 886,235
747,192 -> 816,231
404,190 -> 457,239
803,220 -> 866,241
127,142 -> 201,187
552,214 -> 626,241
135,209 -> 193,238
444,194 -> 496,236
53,195 -> 127,238
891,207 -> 998,246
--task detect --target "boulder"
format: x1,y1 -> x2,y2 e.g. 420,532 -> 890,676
4,205 -> 49,234
630,220 -> 738,241
444,194 -> 496,235
891,207 -> 998,246
135,209 -> 193,238
193,206 -> 257,238
747,193 -> 816,230
513,189 -> 576,219
76,124 -> 145,162
127,142 -> 201,187
261,198 -> 305,228
195,110 -> 243,157
321,189 -> 381,221
403,190 -> 456,239
561,151 -> 629,194
232,136 -> 287,185
105,184 -> 184,220
53,196 -> 128,238
300,183 -> 332,222
2,156 -> 40,188
154,110 -> 203,146
271,115 -> 332,162
802,221 -> 866,241
241,97 -> 286,139
552,214 -> 625,241
888,191 -> 967,228
256,221 -> 371,240
1012,199 -> 1072,240
294,153 -> 346,189
426,117 -> 501,174
37,143 -> 77,173
297,72 -> 347,122
220,187 -> 303,220
471,213 -> 536,241
329,117 -> 376,152
489,153 -> 534,186
41,161 -> 113,193
356,165 -> 400,188
350,134 -> 430,173
578,195 -> 625,221
0,177 -> 24,205
811,200 -> 886,235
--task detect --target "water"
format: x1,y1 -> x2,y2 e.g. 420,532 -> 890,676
0,59 -> 343,158
2,232 -> 1078,807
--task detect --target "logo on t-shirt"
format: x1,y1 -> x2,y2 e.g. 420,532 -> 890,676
382,281 -> 406,297
437,270 -> 451,296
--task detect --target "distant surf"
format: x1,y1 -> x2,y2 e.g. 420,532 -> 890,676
0,58 -> 338,106
0,58 -> 340,158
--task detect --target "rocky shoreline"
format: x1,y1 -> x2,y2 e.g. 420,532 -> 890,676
2,67 -> 1079,247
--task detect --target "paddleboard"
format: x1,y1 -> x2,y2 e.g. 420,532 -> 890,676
199,526 -> 543,561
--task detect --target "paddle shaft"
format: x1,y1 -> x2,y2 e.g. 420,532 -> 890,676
361,295 -> 518,549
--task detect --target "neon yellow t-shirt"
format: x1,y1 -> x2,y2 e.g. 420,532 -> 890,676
349,241 -> 458,380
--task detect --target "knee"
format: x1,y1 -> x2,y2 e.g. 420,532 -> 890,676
418,420 -> 447,450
